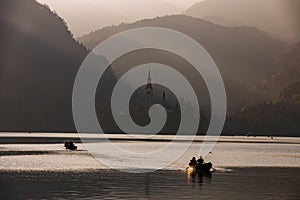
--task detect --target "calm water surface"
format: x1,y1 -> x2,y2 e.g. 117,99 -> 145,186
0,168 -> 299,199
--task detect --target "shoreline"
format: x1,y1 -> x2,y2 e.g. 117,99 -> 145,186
0,133 -> 300,145
0,166 -> 300,173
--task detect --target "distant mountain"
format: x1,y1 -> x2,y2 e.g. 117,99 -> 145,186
0,0 -> 115,132
78,15 -> 286,112
37,0 -> 184,37
225,42 -> 300,136
249,42 -> 300,104
185,0 -> 300,43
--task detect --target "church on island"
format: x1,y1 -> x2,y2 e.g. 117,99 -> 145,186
144,68 -> 172,112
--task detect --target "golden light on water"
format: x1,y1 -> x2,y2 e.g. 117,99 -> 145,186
188,167 -> 194,171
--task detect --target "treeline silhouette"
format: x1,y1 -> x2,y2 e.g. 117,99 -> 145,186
225,101 -> 300,136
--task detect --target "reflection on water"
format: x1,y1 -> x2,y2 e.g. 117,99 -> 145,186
0,168 -> 299,199
187,170 -> 212,188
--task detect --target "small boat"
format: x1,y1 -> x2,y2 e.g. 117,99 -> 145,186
187,162 -> 213,173
186,156 -> 213,173
64,141 -> 77,150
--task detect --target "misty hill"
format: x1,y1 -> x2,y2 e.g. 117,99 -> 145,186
78,15 -> 286,112
37,0 -> 184,37
225,42 -> 300,136
185,0 -> 300,43
250,42 -> 300,104
0,0 -> 90,131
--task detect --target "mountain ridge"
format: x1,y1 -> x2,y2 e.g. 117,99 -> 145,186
78,14 -> 286,112
185,0 -> 300,43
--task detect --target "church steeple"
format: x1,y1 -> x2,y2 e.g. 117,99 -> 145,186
145,67 -> 153,108
147,67 -> 152,84
146,67 -> 153,90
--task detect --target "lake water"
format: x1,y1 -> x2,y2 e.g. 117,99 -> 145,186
0,134 -> 299,199
0,168 -> 299,199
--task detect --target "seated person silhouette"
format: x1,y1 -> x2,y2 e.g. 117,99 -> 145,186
197,156 -> 204,165
189,157 -> 197,166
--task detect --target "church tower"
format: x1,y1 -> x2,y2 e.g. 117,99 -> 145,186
145,68 -> 153,106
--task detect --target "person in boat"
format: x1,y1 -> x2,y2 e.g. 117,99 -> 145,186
64,141 -> 77,150
189,157 -> 197,166
197,156 -> 204,165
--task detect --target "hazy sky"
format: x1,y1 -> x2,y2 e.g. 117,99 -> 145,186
37,0 -> 201,36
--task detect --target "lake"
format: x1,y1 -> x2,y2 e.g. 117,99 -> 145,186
0,168 -> 299,199
0,134 -> 299,199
